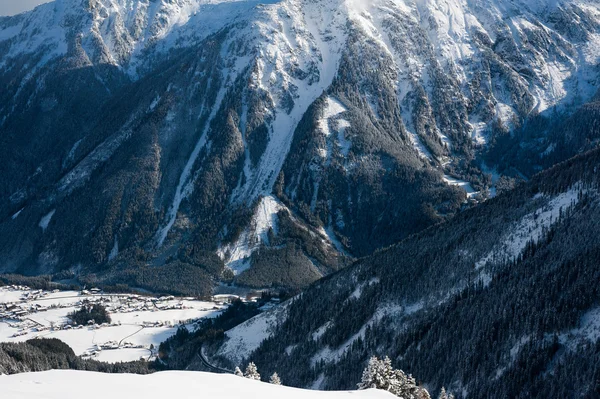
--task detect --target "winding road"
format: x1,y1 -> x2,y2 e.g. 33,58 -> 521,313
197,344 -> 232,374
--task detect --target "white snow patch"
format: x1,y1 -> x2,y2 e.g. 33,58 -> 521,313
217,302 -> 289,365
312,321 -> 333,341
285,344 -> 297,355
319,96 -> 347,138
348,277 -> 380,301
443,175 -> 478,198
11,208 -> 24,220
108,236 -> 119,261
318,96 -> 348,161
217,195 -> 284,274
469,120 -> 488,146
311,373 -> 327,390
560,307 -> 600,347
38,209 -> 55,231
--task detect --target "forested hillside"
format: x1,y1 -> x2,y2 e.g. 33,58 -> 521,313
228,148 -> 600,398
0,338 -> 152,375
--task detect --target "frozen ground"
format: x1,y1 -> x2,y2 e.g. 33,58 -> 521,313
0,370 -> 394,399
0,286 -> 226,362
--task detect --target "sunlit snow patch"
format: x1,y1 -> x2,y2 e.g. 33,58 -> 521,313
216,302 -> 289,366
217,195 -> 284,275
443,175 -> 478,198
39,209 -> 55,231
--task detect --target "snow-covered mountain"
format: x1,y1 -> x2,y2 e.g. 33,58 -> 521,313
0,0 -> 599,291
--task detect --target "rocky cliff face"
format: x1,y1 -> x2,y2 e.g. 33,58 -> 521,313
0,0 -> 598,293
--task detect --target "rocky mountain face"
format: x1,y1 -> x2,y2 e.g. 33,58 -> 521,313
0,0 -> 599,293
215,147 -> 600,398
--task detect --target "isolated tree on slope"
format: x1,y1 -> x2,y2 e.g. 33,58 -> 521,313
244,362 -> 261,380
269,372 -> 282,385
234,366 -> 243,377
438,387 -> 454,399
358,356 -> 429,399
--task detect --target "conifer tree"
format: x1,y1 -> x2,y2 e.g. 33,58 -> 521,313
438,387 -> 454,399
234,366 -> 243,377
358,356 -> 429,399
244,362 -> 261,380
269,372 -> 282,385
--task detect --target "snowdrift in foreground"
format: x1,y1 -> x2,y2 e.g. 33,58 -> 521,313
1,370 -> 393,399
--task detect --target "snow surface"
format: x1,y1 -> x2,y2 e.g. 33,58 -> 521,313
443,175 -> 478,199
318,96 -> 348,161
216,301 -> 289,365
233,0 -> 348,202
319,97 -> 347,137
217,195 -> 284,274
0,370 -> 394,399
38,209 -> 55,231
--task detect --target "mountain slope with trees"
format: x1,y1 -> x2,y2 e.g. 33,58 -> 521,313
0,0 -> 599,292
222,147 -> 600,398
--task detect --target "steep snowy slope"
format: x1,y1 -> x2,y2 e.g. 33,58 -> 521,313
0,0 -> 598,291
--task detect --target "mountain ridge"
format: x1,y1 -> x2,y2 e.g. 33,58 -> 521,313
0,0 -> 599,292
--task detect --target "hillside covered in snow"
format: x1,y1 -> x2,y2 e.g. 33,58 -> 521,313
1,369 -> 395,399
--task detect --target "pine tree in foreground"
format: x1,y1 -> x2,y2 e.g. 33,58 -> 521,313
234,366 -> 243,377
358,356 -> 429,399
244,362 -> 261,380
269,372 -> 282,385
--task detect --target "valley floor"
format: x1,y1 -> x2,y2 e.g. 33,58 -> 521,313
0,286 -> 227,362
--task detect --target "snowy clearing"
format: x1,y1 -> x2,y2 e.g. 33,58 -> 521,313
0,370 -> 394,399
216,301 -> 289,365
443,175 -> 478,198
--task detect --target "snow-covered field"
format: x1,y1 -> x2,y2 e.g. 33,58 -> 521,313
0,286 -> 226,362
1,370 -> 393,399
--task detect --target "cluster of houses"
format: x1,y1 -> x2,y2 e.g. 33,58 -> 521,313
0,285 -> 229,358
1,286 -> 213,324
81,341 -> 148,359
